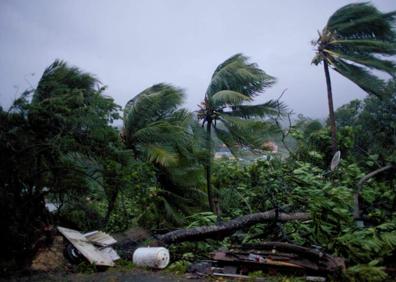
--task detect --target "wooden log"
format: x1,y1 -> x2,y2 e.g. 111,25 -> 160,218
157,209 -> 310,244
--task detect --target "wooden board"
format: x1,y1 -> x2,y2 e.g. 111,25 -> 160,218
57,226 -> 116,266
84,230 -> 117,247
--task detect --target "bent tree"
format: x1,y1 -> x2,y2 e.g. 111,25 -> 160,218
123,84 -> 205,225
197,54 -> 279,213
312,3 -> 396,153
1,60 -> 122,269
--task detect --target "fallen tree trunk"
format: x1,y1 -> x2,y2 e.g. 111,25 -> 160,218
157,209 -> 310,244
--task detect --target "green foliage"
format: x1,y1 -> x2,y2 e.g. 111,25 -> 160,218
293,126 -> 356,169
123,83 -> 206,227
213,159 -> 252,217
335,83 -> 396,164
334,221 -> 396,263
123,83 -> 190,167
112,259 -> 136,272
345,260 -> 388,282
186,212 -> 217,228
0,60 -> 123,272
166,260 -> 190,274
76,261 -> 98,274
212,156 -> 396,268
293,114 -> 323,138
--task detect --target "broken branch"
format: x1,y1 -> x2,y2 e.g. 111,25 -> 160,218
157,209 -> 310,244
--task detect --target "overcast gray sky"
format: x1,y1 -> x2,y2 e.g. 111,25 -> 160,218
1,0 -> 395,119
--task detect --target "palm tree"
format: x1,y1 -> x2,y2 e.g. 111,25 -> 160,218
197,53 -> 280,213
312,3 -> 396,153
123,83 -> 205,226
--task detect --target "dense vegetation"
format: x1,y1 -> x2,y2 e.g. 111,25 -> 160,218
1,2 -> 395,281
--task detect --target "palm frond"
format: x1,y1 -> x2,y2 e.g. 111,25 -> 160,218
210,90 -> 252,107
123,83 -> 190,163
61,152 -> 104,192
206,54 -> 276,98
166,108 -> 192,127
143,144 -> 178,166
324,50 -> 396,76
33,60 -> 98,103
227,100 -> 285,118
331,58 -> 387,96
124,83 -> 184,131
327,3 -> 396,41
133,122 -> 185,144
219,114 -> 277,148
213,127 -> 240,155
329,39 -> 396,55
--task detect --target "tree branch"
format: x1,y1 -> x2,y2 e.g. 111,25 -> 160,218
157,209 -> 310,244
353,164 -> 394,219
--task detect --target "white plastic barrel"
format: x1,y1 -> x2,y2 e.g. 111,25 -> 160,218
132,247 -> 170,269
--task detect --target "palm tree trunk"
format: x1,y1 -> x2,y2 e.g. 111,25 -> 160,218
157,209 -> 310,244
323,60 -> 337,154
205,119 -> 216,213
104,188 -> 119,227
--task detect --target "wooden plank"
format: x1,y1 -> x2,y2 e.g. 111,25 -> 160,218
57,227 -> 115,266
84,231 -> 117,247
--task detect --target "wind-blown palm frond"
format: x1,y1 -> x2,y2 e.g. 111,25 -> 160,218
206,53 -> 276,99
228,100 -> 286,118
124,83 -> 184,135
210,90 -> 252,107
33,60 -> 99,103
123,83 -> 190,166
219,114 -> 278,149
331,59 -> 387,96
329,39 -> 396,55
326,3 -> 396,41
143,144 -> 178,167
133,122 -> 186,144
325,51 -> 396,76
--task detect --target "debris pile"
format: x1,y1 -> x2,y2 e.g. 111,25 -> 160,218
57,226 -> 120,267
187,242 -> 345,279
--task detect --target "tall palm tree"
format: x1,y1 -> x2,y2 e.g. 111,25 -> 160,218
197,53 -> 280,213
312,3 -> 396,153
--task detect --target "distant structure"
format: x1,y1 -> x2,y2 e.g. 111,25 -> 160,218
262,141 -> 278,153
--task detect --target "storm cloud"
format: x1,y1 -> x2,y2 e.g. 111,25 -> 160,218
1,0 -> 395,119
